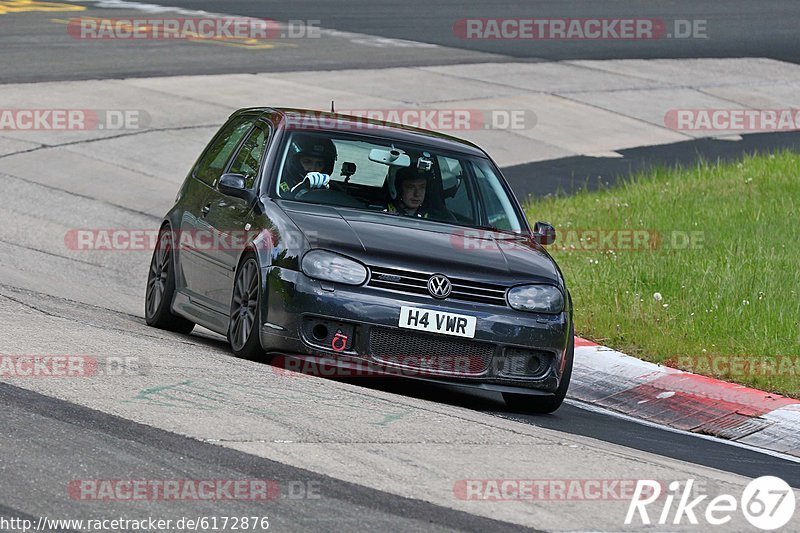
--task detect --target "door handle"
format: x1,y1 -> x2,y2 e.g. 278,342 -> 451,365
201,203 -> 211,216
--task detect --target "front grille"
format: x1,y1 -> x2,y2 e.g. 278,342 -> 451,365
368,266 -> 508,306
368,327 -> 495,376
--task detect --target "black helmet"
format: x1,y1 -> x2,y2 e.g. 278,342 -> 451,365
288,135 -> 337,175
390,164 -> 433,201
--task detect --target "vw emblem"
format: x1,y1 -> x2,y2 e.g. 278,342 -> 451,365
427,274 -> 452,299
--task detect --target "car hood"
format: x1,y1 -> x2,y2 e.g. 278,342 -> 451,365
277,201 -> 561,286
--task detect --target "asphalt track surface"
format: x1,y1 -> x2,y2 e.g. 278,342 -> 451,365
140,0 -> 800,63
353,379 -> 800,487
0,2 -> 505,83
1,376 -> 798,526
0,383 -> 526,532
4,1 -> 800,81
1,1 -> 800,531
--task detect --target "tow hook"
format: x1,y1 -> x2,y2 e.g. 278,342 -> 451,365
331,331 -> 348,352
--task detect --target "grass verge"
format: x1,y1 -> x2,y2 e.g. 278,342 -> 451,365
525,151 -> 799,398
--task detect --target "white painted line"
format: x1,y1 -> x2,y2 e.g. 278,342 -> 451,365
72,0 -> 219,16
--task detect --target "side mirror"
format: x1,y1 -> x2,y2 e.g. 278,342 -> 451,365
533,221 -> 556,246
218,173 -> 256,204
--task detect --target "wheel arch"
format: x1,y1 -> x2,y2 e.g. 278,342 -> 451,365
234,233 -> 274,342
158,217 -> 186,294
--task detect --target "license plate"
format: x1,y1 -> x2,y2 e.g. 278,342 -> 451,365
398,306 -> 477,338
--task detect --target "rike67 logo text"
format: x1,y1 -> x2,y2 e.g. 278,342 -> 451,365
626,477 -> 795,530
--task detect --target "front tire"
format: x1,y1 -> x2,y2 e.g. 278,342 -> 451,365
228,252 -> 266,360
503,326 -> 574,414
145,226 -> 195,334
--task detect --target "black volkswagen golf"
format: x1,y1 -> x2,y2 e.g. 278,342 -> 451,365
145,107 -> 573,413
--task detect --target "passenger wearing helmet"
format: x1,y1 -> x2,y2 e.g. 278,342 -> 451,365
386,165 -> 430,217
386,163 -> 458,222
280,135 -> 338,195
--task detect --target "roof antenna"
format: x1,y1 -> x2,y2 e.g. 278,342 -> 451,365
331,100 -> 335,113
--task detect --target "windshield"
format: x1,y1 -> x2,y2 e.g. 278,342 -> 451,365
275,131 -> 524,232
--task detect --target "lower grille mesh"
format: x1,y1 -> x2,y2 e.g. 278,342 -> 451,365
368,327 -> 495,376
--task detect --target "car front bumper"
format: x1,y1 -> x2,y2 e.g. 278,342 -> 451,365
260,267 -> 571,395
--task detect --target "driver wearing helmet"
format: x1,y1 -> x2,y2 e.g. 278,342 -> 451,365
280,135 -> 338,195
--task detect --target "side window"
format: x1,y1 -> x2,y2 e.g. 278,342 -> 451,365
228,126 -> 269,189
194,117 -> 254,186
438,156 -> 475,223
472,162 -> 517,231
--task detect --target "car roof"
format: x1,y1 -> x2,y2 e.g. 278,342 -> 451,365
231,107 -> 488,158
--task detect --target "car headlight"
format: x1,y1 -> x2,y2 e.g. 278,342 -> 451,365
507,284 -> 564,313
301,250 -> 368,285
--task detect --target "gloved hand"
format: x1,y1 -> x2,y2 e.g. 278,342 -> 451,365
306,172 -> 330,189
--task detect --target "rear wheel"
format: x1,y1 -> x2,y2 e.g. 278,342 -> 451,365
145,226 -> 195,334
503,326 -> 574,414
228,253 -> 266,360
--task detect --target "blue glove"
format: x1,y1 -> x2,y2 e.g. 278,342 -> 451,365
306,172 -> 330,189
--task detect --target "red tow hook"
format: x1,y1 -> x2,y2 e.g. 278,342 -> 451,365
331,331 -> 348,352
